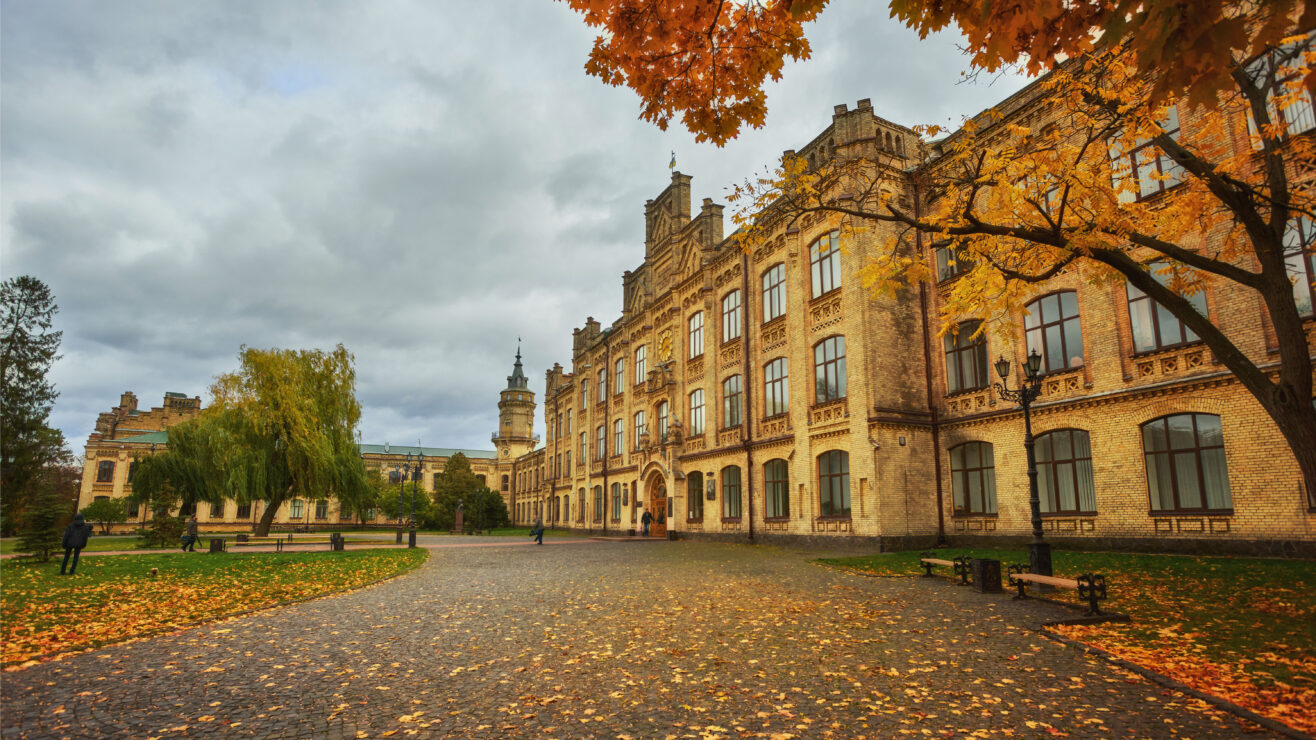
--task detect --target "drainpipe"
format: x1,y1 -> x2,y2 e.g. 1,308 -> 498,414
740,248 -> 756,542
601,340 -> 610,536
913,178 -> 947,546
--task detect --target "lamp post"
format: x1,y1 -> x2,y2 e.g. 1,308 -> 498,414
409,450 -> 423,548
993,349 -> 1052,577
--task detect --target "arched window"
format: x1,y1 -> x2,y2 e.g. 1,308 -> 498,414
813,336 -> 847,402
593,485 -> 604,521
722,375 -> 743,428
764,459 -> 789,519
613,418 -> 623,455
721,466 -> 742,519
614,357 -> 626,394
1025,292 -> 1085,373
935,244 -> 972,281
688,311 -> 704,358
611,482 -> 622,520
501,474 -> 509,492
950,442 -> 997,515
764,358 -> 789,417
1285,216 -> 1316,317
633,411 -> 647,449
884,131 -> 894,151
1035,429 -> 1096,514
722,290 -> 742,342
596,425 -> 606,460
1126,261 -> 1208,352
687,471 -> 704,521
577,487 -> 585,522
634,345 -> 647,384
896,137 -> 905,156
818,451 -> 850,517
762,264 -> 786,323
597,367 -> 607,399
689,389 -> 705,435
388,469 -> 401,484
809,231 -> 841,298
656,401 -> 670,441
1142,413 -> 1232,512
945,321 -> 988,393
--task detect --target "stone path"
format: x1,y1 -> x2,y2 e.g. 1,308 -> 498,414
0,541 -> 1273,738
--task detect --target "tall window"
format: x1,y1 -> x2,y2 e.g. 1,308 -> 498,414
935,244 -> 972,281
315,499 -> 329,519
762,264 -> 786,322
597,367 -> 607,400
565,448 -> 571,473
1285,216 -> 1316,317
596,425 -> 606,460
1142,413 -> 1233,512
126,498 -> 140,517
127,461 -> 138,483
96,460 -> 115,483
211,500 -> 225,518
1127,263 -> 1208,352
582,380 -> 589,407
656,401 -> 670,440
614,357 -> 626,395
565,409 -> 572,434
813,336 -> 847,402
721,466 -> 742,519
810,231 -> 841,298
764,358 -> 789,417
818,451 -> 851,517
688,312 -> 704,358
950,442 -> 997,515
723,375 -> 743,428
1110,106 -> 1185,202
687,471 -> 704,520
634,345 -> 647,384
579,432 -> 586,460
634,411 -> 647,449
689,389 -> 705,435
1025,292 -> 1085,373
290,499 -> 305,519
611,482 -> 622,520
722,290 -> 742,342
236,502 -> 252,519
1036,429 -> 1097,514
578,487 -> 586,522
945,321 -> 988,393
764,459 -> 789,519
1246,37 -> 1316,139
501,474 -> 509,492
613,418 -> 623,455
593,485 -> 604,521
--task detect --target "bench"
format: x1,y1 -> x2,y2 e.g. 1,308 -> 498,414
919,552 -> 972,585
1007,564 -> 1109,615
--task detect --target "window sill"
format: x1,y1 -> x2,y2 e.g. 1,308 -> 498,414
721,517 -> 742,523
1148,509 -> 1233,516
1041,511 -> 1097,518
815,515 -> 851,521
944,386 -> 990,400
808,288 -> 841,306
951,512 -> 998,519
1131,340 -> 1205,359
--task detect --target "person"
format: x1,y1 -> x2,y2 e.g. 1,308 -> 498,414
182,515 -> 199,552
641,509 -> 653,536
531,515 -> 544,545
60,513 -> 93,575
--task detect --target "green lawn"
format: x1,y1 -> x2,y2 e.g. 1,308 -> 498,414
1,548 -> 428,666
0,535 -> 169,555
821,548 -> 1316,733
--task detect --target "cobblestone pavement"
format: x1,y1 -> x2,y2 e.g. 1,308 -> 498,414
1,541 -> 1272,739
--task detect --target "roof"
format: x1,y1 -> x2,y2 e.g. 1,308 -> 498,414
358,443 -> 497,460
110,430 -> 170,445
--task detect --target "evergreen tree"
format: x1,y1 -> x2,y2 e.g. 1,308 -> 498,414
430,452 -> 484,530
18,479 -> 65,561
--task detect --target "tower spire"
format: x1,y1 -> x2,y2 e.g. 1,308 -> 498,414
507,344 -> 528,390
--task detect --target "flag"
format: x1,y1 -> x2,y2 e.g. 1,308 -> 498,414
668,150 -> 676,169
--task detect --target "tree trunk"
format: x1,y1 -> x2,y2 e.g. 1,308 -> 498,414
253,494 -> 284,537
1265,394 -> 1316,510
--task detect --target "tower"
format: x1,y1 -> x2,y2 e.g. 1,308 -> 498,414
493,345 -> 536,461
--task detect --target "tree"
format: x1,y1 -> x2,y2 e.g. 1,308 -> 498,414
376,477 -> 438,529
0,275 -> 64,534
18,479 -> 66,561
467,486 -> 511,531
80,497 -> 128,535
562,0 -> 1314,145
430,452 -> 485,531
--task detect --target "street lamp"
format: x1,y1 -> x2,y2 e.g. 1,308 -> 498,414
409,450 -> 423,548
993,348 -> 1052,577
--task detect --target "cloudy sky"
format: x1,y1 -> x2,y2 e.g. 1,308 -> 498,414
1,1 -> 1029,453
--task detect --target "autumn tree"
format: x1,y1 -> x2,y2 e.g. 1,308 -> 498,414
431,452 -> 485,530
80,497 -> 128,535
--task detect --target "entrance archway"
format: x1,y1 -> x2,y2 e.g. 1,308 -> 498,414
647,474 -> 668,538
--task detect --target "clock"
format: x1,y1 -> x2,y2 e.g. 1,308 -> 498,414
658,330 -> 673,362
502,448 -> 509,457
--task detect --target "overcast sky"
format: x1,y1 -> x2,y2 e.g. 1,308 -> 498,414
1,1 -> 1029,454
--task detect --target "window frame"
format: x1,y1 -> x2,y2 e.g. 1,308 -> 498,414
813,335 -> 847,403
688,388 -> 705,436
764,459 -> 789,519
934,244 -> 973,282
949,442 -> 998,516
611,482 -> 622,521
613,418 -> 623,455
817,450 -> 851,518
944,321 -> 989,394
722,290 -> 742,342
1024,291 -> 1085,374
614,357 -> 626,396
1285,216 -> 1316,318
1142,413 -> 1234,514
687,470 -> 704,521
290,498 -> 305,519
315,499 -> 329,520
633,410 -> 647,450
1126,263 -> 1209,353
1109,105 -> 1186,203
762,263 -> 786,323
809,231 -> 842,299
1035,429 -> 1097,515
634,345 -> 647,385
595,425 -> 606,460
721,465 -> 742,520
688,311 -> 704,358
764,357 -> 789,418
597,367 -> 607,400
656,401 -> 670,441
96,460 -> 115,483
722,374 -> 743,428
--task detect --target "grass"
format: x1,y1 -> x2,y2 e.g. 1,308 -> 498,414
820,548 -> 1316,734
1,548 -> 428,667
470,526 -> 575,537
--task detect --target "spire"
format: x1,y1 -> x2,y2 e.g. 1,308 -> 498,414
507,344 -> 528,390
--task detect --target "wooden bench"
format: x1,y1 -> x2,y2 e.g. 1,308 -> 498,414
1007,564 -> 1109,615
919,552 -> 973,585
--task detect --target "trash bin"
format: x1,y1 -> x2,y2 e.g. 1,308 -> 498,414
971,558 -> 1002,593
208,538 -> 225,554
235,534 -> 249,543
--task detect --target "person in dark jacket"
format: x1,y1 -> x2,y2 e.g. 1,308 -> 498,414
182,515 -> 199,552
531,516 -> 544,545
641,509 -> 653,536
61,513 -> 93,575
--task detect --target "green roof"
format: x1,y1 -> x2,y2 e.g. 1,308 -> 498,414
109,433 -> 496,460
114,430 -> 170,445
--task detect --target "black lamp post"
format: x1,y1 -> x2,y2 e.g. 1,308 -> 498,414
409,450 -> 423,548
993,348 -> 1052,577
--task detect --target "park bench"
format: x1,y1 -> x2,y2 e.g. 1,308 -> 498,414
1007,564 -> 1109,616
919,552 -> 972,585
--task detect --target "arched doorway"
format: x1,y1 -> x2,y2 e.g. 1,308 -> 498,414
648,476 -> 668,538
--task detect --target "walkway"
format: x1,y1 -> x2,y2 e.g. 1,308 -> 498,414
0,541 -> 1271,738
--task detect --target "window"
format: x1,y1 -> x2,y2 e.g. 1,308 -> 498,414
950,442 -> 997,515
578,487 -> 585,522
580,432 -> 587,460
315,499 -> 329,519
210,501 -> 225,518
1245,36 -> 1316,139
1127,263 -> 1208,352
596,425 -> 606,460
502,474 -> 509,492
1025,292 -> 1085,373
97,460 -> 115,483
613,418 -> 623,455
723,375 -> 743,428
764,459 -> 789,519
290,499 -> 305,519
554,454 -> 561,478
565,409 -> 572,434
935,244 -> 973,281
813,336 -> 847,403
810,231 -> 841,298
688,312 -> 704,358
389,469 -> 401,484
689,389 -> 705,435
611,482 -> 622,520
817,450 -> 851,517
127,461 -> 138,483
722,290 -> 742,342
1285,216 -> 1316,317
364,508 -> 375,521
944,321 -> 988,393
1143,413 -> 1233,512
582,380 -> 589,408
764,358 -> 789,417
687,471 -> 704,521
1109,106 -> 1185,202
565,450 -> 571,473
236,502 -> 251,519
593,485 -> 604,521
634,411 -> 646,449
721,466 -> 742,519
634,345 -> 647,384
656,401 -> 670,441
762,264 -> 786,322
1036,429 -> 1097,514
615,357 -> 626,394
597,367 -> 607,400
126,498 -> 139,517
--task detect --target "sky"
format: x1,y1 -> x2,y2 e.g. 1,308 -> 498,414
1,1 -> 1030,454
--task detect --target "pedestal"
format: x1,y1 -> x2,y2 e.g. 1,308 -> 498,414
971,558 -> 1002,593
1029,541 -> 1053,578
408,529 -> 417,548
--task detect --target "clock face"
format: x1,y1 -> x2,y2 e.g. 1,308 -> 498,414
658,330 -> 673,362
502,448 -> 509,457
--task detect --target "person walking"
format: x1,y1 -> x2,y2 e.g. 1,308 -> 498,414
532,515 -> 544,545
60,513 -> 93,575
641,509 -> 653,536
182,515 -> 199,552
